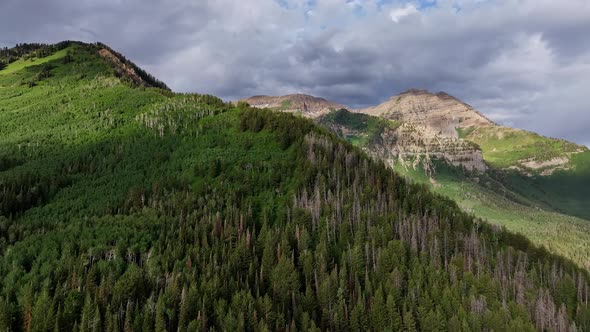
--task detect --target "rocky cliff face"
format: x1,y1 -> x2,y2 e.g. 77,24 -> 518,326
320,112 -> 488,174
98,48 -> 148,87
240,94 -> 345,118
352,89 -> 492,172
376,123 -> 488,173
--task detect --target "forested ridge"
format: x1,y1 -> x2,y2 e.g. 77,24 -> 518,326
0,42 -> 72,65
0,42 -> 589,331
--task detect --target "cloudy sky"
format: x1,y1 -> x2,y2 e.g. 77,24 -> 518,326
1,0 -> 589,146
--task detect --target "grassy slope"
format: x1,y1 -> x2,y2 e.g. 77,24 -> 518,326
465,126 -> 584,168
464,126 -> 590,220
0,43 -> 297,272
393,162 -> 590,270
0,44 -> 166,218
0,47 -> 73,76
318,109 -> 399,146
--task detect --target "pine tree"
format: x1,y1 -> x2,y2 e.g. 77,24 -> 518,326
80,296 -> 91,332
270,258 -> 299,305
370,287 -> 387,330
0,298 -> 11,332
54,305 -> 62,332
386,295 -> 402,331
155,293 -> 167,332
23,284 -> 34,332
350,297 -> 367,332
142,298 -> 154,332
124,302 -> 134,332
91,305 -> 101,332
177,288 -> 188,332
447,315 -> 461,332
403,309 -> 418,332
31,289 -> 54,332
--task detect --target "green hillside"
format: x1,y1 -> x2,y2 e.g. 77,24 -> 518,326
318,109 -> 399,146
0,48 -> 73,76
463,126 -> 590,220
394,161 -> 590,270
464,126 -> 584,169
1,42 -> 590,331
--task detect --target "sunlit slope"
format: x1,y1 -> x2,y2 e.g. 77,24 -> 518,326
0,47 -> 73,76
464,126 -> 590,220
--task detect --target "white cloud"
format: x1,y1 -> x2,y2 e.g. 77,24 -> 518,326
390,4 -> 419,23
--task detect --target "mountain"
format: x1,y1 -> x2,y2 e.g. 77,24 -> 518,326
240,93 -> 345,118
1,41 -> 590,331
245,90 -> 590,269
358,89 -> 495,139
354,89 -> 588,178
353,89 -> 590,221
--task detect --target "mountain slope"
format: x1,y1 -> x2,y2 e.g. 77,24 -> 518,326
361,89 -> 590,180
463,125 -> 590,221
319,108 -> 590,268
1,42 -> 590,331
248,90 -> 590,268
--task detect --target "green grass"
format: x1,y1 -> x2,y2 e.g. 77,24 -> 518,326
456,126 -> 476,139
346,135 -> 363,146
460,126 -> 590,221
280,99 -> 292,109
319,109 -> 399,146
465,126 -> 584,169
498,151 -> 590,221
0,47 -> 72,76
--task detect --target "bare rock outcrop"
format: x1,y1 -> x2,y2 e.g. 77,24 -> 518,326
98,48 -> 148,87
357,122 -> 487,173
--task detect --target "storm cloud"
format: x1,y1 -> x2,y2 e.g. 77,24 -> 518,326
1,0 -> 589,146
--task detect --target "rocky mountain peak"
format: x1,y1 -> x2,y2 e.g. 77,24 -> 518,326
358,89 -> 495,139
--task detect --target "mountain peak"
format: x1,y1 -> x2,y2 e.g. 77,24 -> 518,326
359,89 -> 495,138
95,42 -> 170,90
0,41 -> 170,90
399,88 -> 430,95
240,94 -> 346,118
398,89 -> 466,104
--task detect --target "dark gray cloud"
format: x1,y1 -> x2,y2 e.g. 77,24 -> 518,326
1,0 -> 589,147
